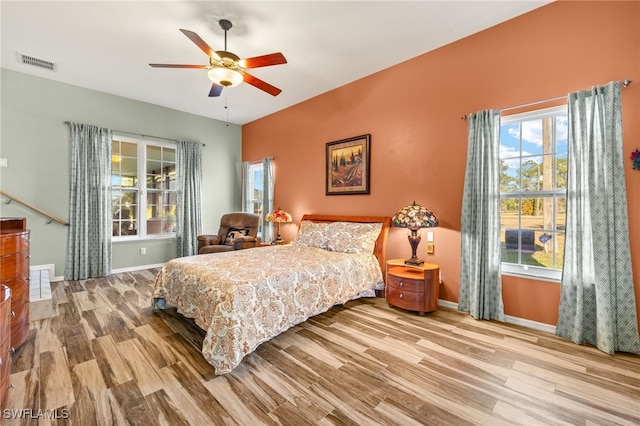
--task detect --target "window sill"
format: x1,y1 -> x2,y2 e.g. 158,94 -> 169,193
113,234 -> 176,243
501,264 -> 561,283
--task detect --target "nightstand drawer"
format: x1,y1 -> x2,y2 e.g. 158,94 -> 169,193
387,273 -> 423,293
386,286 -> 423,311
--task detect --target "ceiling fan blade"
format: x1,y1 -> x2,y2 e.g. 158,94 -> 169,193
179,29 -> 220,60
243,73 -> 282,96
241,53 -> 287,69
149,64 -> 208,69
208,83 -> 223,97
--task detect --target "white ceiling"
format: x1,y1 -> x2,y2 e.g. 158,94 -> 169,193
1,1 -> 550,125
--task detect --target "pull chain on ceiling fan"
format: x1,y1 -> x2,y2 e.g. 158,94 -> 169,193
149,19 -> 287,97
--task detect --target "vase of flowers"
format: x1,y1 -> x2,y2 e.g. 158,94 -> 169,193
265,208 -> 292,244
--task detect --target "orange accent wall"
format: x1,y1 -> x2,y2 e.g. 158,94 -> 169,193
243,1 -> 640,327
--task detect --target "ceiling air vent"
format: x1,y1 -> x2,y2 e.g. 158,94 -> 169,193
18,53 -> 56,71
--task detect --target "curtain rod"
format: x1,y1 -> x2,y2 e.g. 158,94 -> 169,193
63,121 -> 206,146
247,156 -> 275,164
460,79 -> 633,120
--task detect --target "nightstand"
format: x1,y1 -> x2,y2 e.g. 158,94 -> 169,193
385,259 -> 440,315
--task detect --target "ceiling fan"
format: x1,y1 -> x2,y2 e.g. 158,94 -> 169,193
150,19 -> 287,97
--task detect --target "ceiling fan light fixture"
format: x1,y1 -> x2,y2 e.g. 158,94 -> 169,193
151,23 -> 285,97
208,67 -> 243,87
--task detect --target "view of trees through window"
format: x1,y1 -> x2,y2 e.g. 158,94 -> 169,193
248,162 -> 264,236
112,140 -> 138,237
499,106 -> 567,277
112,137 -> 176,239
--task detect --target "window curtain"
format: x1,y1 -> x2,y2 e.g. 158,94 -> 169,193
241,161 -> 251,212
459,109 -> 505,321
64,122 -> 112,280
175,140 -> 203,257
556,81 -> 640,354
261,157 -> 274,242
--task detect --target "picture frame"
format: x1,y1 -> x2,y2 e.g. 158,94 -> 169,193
326,134 -> 371,195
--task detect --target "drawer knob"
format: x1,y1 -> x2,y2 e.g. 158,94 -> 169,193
9,311 -> 15,317
399,281 -> 404,287
0,357 -> 3,366
399,293 -> 403,299
7,383 -> 14,389
10,347 -> 15,356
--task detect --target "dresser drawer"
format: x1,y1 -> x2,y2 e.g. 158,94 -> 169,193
0,232 -> 29,255
0,328 -> 8,348
0,312 -> 9,347
0,348 -> 9,386
3,273 -> 29,300
10,296 -> 29,348
10,317 -> 29,349
0,251 -> 30,281
387,273 -> 424,293
386,286 -> 424,311
0,285 -> 10,347
0,374 -> 8,413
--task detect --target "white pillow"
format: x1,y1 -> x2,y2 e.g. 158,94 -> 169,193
325,221 -> 382,254
293,221 -> 329,249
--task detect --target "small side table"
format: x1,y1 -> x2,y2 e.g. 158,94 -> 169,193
385,259 -> 440,315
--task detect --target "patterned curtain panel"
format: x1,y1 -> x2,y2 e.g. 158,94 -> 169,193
459,109 -> 505,321
175,140 -> 203,257
262,157 -> 274,243
241,161 -> 251,212
557,81 -> 640,354
64,122 -> 112,280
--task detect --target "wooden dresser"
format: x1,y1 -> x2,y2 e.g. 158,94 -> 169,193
0,217 -> 30,349
0,284 -> 11,414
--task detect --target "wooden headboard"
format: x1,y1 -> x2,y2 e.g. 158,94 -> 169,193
299,214 -> 392,276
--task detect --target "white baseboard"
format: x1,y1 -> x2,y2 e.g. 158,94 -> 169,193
437,299 -> 556,334
53,263 -> 166,282
438,299 -> 458,310
111,263 -> 166,274
504,314 -> 556,334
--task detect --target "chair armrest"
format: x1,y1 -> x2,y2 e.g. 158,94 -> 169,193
197,234 -> 222,251
234,236 -> 259,250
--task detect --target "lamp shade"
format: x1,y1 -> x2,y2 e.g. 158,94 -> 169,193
392,201 -> 438,230
265,208 -> 292,223
208,67 -> 243,87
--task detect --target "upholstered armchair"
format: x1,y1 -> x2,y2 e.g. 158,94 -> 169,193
197,212 -> 261,254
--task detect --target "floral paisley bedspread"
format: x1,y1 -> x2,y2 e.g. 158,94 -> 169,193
152,244 -> 383,374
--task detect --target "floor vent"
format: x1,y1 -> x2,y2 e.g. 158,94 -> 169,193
18,53 -> 56,71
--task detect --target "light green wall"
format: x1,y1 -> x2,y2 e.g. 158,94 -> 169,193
0,69 -> 242,278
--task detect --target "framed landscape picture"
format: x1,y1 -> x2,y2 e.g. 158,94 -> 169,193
326,134 -> 370,195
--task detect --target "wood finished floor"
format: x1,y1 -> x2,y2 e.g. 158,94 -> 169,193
4,269 -> 640,425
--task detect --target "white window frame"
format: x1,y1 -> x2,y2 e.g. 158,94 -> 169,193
112,135 -> 177,242
246,162 -> 264,237
499,105 -> 567,282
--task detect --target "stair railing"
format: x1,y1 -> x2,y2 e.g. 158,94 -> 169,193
0,190 -> 69,226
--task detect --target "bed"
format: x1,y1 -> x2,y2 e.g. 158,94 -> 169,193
152,214 -> 391,374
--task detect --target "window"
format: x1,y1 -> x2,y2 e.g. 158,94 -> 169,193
112,136 -> 176,240
499,106 -> 567,280
246,162 -> 264,235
